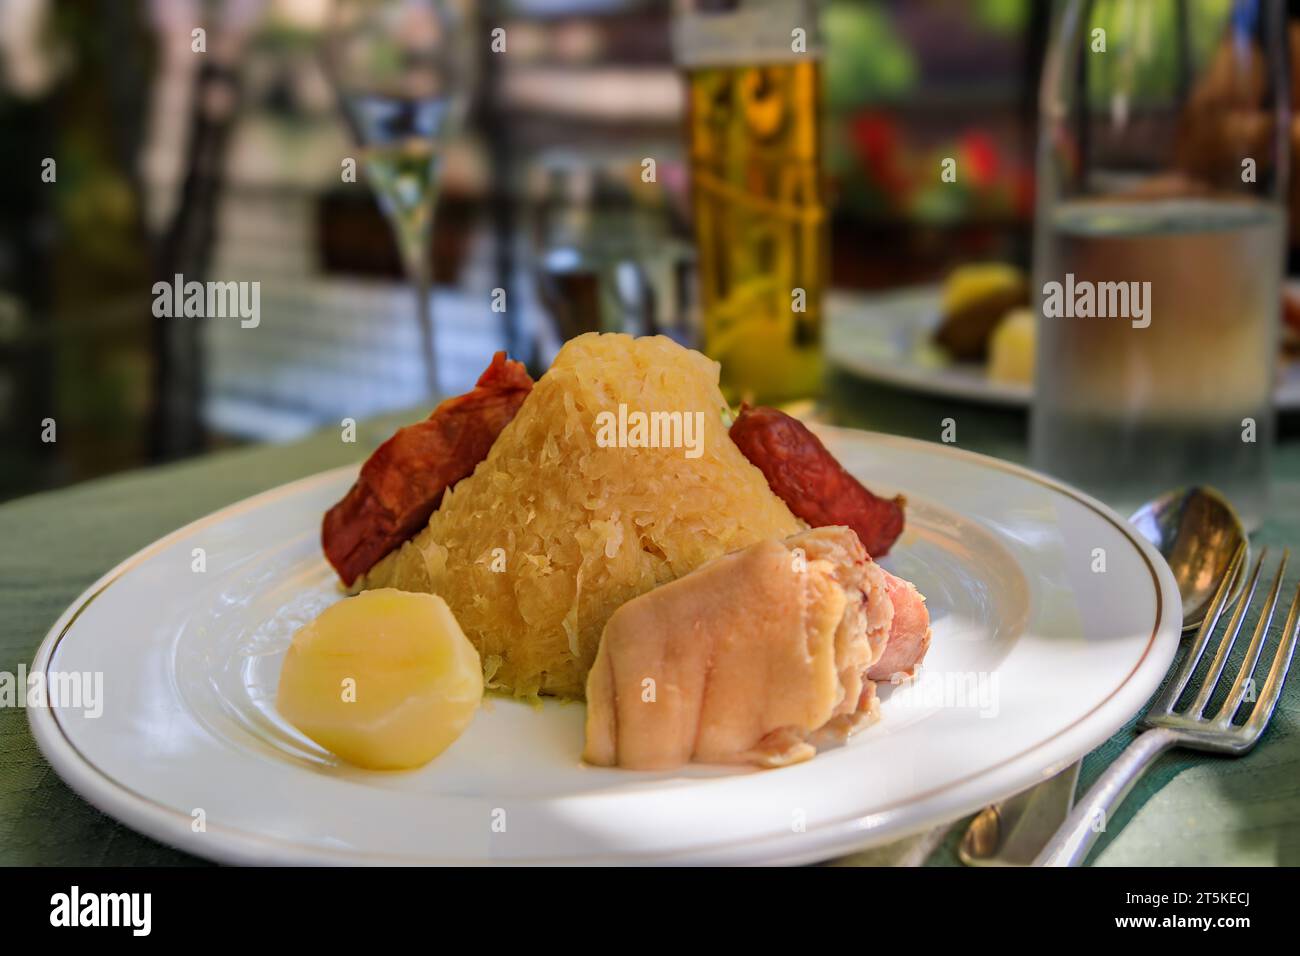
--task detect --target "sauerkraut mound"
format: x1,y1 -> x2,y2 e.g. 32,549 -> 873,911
360,333 -> 801,699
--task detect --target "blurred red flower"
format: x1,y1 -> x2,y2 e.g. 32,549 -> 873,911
850,111 -> 909,196
959,130 -> 999,188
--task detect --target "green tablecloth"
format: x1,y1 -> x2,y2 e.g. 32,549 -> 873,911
2,372 -> 1297,866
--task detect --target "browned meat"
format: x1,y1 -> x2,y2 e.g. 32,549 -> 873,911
867,572 -> 932,682
729,404 -> 906,557
321,352 -> 533,586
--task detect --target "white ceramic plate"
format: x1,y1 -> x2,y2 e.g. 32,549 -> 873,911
29,429 -> 1181,865
828,287 -> 1300,410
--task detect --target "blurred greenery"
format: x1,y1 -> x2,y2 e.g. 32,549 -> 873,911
973,0 -> 1030,34
1083,0 -> 1234,104
822,2 -> 917,113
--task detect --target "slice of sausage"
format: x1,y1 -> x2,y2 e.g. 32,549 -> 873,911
729,405 -> 906,557
322,352 -> 533,586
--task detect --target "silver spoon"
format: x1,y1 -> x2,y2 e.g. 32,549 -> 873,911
958,486 -> 1247,866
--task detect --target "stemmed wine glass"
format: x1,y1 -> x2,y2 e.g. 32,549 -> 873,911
324,0 -> 467,396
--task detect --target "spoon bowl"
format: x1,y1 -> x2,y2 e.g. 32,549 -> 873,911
1129,487 -> 1249,632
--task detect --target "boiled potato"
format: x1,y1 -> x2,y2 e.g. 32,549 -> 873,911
988,307 -> 1036,386
277,589 -> 482,770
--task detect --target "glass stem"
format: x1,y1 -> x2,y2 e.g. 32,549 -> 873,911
407,229 -> 439,398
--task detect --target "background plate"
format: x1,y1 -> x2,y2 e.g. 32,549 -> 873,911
829,287 -> 1300,410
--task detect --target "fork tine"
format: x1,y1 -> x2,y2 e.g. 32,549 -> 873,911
1187,548 -> 1268,716
1215,551 -> 1288,724
1242,575 -> 1300,742
1145,541 -> 1248,720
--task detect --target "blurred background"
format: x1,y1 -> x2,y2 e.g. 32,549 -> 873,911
0,0 -> 1295,502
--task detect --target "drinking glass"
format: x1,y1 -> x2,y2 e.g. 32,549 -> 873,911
673,0 -> 827,406
325,0 -> 466,396
1032,0 -> 1289,529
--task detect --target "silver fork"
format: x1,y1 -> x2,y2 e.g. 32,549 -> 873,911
1034,543 -> 1300,866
